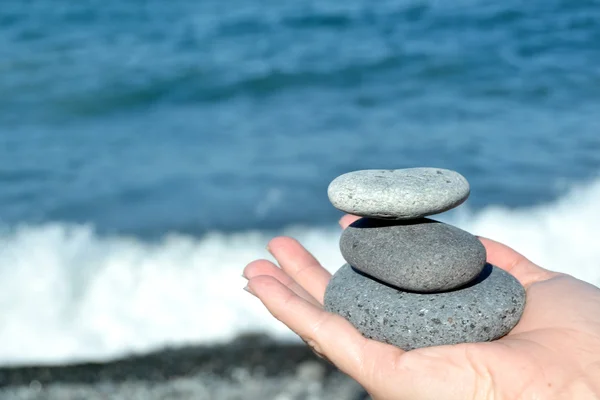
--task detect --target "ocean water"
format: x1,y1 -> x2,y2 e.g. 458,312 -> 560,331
1,0 -> 600,367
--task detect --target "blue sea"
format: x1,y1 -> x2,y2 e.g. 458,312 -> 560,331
1,0 -> 600,370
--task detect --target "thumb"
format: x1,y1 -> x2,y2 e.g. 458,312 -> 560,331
478,237 -> 557,287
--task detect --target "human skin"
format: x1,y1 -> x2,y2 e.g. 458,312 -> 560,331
243,214 -> 600,400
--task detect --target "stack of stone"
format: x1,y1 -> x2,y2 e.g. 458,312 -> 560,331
324,168 -> 526,350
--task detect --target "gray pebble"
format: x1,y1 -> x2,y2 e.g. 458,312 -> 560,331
340,218 -> 486,292
324,264 -> 526,351
328,168 -> 470,219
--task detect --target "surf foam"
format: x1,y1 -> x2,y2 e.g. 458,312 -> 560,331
0,178 -> 599,366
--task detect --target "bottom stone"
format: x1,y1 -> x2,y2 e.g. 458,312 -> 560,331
324,263 -> 526,350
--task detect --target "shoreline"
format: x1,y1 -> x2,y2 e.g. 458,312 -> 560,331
0,334 -> 368,400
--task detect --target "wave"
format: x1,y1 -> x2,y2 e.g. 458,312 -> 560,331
1,177 -> 599,366
57,54 -> 407,118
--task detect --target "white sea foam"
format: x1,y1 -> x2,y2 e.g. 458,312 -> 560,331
0,178 -> 599,366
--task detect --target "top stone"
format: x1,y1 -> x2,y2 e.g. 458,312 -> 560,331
328,168 -> 470,219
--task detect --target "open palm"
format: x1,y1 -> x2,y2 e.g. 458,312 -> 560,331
244,215 -> 600,399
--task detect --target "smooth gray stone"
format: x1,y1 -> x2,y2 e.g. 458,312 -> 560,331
340,218 -> 486,292
324,264 -> 526,350
327,168 -> 470,219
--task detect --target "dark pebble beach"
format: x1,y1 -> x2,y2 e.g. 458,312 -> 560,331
0,335 -> 369,400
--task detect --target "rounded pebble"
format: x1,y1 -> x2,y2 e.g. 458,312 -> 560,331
340,218 -> 486,292
327,168 -> 470,219
324,264 -> 526,351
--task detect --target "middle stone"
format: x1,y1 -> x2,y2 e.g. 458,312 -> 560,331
340,218 -> 487,292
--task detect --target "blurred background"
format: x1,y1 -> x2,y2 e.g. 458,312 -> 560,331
1,0 -> 600,398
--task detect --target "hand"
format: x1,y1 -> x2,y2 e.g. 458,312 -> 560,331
243,215 -> 600,400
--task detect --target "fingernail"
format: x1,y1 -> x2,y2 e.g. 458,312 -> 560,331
243,285 -> 256,296
242,273 -> 248,280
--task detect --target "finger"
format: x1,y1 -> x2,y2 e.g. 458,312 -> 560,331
243,259 -> 321,306
339,214 -> 361,229
267,237 -> 331,303
478,236 -> 557,287
247,275 -> 405,395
